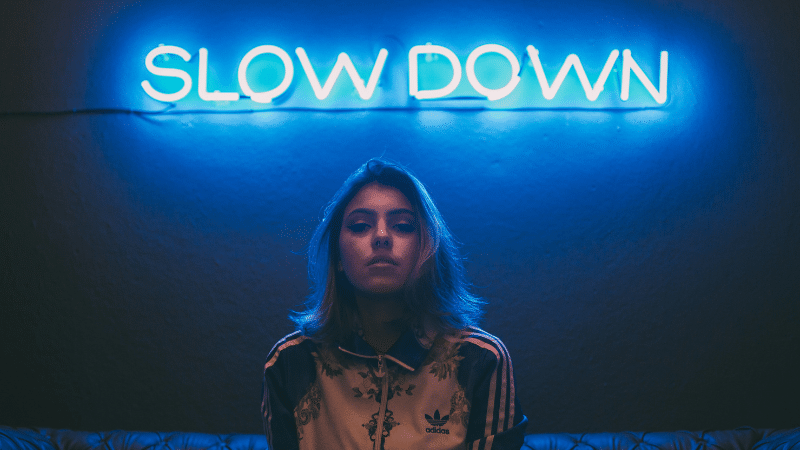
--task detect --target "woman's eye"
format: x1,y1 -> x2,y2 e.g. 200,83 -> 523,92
395,223 -> 416,233
347,223 -> 369,233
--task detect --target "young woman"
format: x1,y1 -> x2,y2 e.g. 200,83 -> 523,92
262,159 -> 527,450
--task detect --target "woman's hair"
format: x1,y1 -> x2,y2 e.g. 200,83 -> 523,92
291,158 -> 484,342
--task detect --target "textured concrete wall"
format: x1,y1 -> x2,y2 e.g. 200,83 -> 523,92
1,0 -> 798,435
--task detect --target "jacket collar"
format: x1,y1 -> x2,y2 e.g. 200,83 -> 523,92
337,321 -> 436,372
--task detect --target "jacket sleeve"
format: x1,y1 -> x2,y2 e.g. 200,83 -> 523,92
262,334 -> 313,450
464,335 -> 528,450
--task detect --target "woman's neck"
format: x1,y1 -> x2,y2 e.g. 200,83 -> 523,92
355,293 -> 409,354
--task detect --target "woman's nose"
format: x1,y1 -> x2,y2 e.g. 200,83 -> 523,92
374,226 -> 391,248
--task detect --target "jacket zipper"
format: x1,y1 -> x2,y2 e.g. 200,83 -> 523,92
374,354 -> 389,450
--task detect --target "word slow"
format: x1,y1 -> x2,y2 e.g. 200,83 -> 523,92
141,43 -> 668,104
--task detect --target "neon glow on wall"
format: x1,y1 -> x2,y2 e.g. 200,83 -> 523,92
141,43 -> 669,107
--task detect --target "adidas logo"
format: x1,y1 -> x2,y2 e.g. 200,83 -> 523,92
424,409 -> 450,434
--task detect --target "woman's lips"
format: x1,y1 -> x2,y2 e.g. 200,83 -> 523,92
368,256 -> 398,266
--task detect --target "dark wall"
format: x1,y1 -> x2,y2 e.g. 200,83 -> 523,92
2,0 -> 799,435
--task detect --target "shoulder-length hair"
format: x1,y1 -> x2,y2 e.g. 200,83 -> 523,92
291,158 -> 484,342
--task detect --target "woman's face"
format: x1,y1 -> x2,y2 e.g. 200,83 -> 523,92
339,181 -> 420,297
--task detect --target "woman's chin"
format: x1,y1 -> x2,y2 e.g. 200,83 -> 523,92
357,284 -> 404,298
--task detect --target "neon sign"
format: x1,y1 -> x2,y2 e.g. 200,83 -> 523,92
141,43 -> 669,106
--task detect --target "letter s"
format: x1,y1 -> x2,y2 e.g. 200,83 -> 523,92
141,45 -> 193,102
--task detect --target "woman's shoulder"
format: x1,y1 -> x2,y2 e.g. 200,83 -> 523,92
264,330 -> 317,370
443,326 -> 514,362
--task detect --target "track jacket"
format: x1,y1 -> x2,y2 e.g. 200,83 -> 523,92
262,325 -> 527,450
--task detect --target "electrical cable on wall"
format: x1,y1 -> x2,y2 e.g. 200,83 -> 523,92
0,103 -> 667,118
